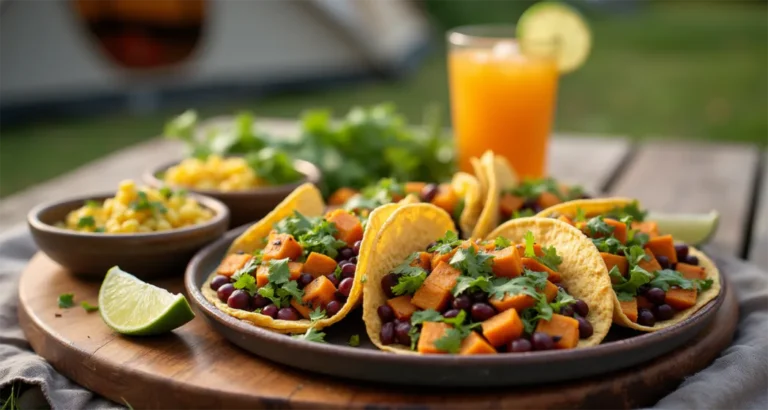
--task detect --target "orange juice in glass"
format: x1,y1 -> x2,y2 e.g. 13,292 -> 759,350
448,25 -> 558,178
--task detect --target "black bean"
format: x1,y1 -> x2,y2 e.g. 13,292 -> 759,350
637,284 -> 651,295
326,300 -> 342,316
341,263 -> 356,279
261,304 -> 278,318
653,304 -> 675,321
509,338 -> 532,353
277,307 -> 300,321
470,290 -> 488,303
338,247 -> 355,262
395,321 -> 412,345
637,309 -> 656,326
297,273 -> 314,289
380,322 -> 396,345
522,198 -> 538,211
531,332 -> 555,350
227,290 -> 250,310
377,305 -> 395,323
349,256 -> 358,264
657,255 -> 670,269
576,316 -> 593,339
443,309 -> 460,319
420,184 -> 439,203
646,287 -> 666,305
685,255 -> 699,266
338,277 -> 354,297
452,295 -> 472,311
251,294 -> 270,309
325,273 -> 340,288
560,305 -> 575,317
470,303 -> 495,321
381,273 -> 399,298
210,275 -> 230,291
353,240 -> 363,255
675,244 -> 689,261
217,283 -> 235,302
573,300 -> 589,317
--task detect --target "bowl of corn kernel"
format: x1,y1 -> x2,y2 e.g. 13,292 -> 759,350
28,180 -> 229,279
144,154 -> 321,228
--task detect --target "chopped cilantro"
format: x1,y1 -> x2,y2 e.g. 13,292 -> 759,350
574,208 -> 587,222
274,211 -> 347,258
392,253 -> 426,276
586,216 -> 615,236
231,257 -> 260,282
58,293 -> 75,308
85,200 -> 101,208
159,186 -> 173,199
626,245 -> 649,267
452,275 -> 493,296
94,227 -> 105,233
488,275 -> 539,300
511,208 -> 536,219
616,291 -> 636,302
361,274 -> 367,283
233,274 -> 257,294
277,281 -> 304,302
410,309 -> 443,326
649,269 -> 701,291
408,325 -> 420,349
429,231 -> 462,254
452,198 -> 466,223
433,328 -> 463,353
256,286 -> 281,307
508,178 -> 560,200
536,245 -> 563,272
344,178 -> 403,211
291,327 -> 326,343
548,288 -> 576,313
130,191 -> 167,215
592,236 -> 624,254
612,265 -> 653,295
81,301 -> 99,312
77,216 -> 96,228
349,334 -> 361,347
607,201 -> 647,222
309,307 -> 327,322
494,236 -> 511,250
441,309 -> 467,328
449,246 -> 494,278
392,271 -> 427,296
523,231 -> 536,257
333,265 -> 342,281
267,258 -> 291,285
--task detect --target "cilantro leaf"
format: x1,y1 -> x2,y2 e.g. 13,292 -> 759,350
613,265 -> 653,295
608,201 -> 647,222
452,198 -> 466,224
257,285 -> 281,308
429,231 -> 462,254
77,216 -> 96,228
508,178 -> 561,200
361,274 -> 367,283
616,291 -> 636,302
392,253 -> 426,276
488,275 -> 539,300
291,327 -> 326,343
349,334 -> 361,347
233,273 -> 257,294
159,186 -> 173,199
524,269 -> 550,290
548,288 -> 576,313
511,208 -> 536,219
410,309 -> 443,326
333,265 -> 342,281
449,246 -> 494,278
494,236 -> 511,250
81,301 -> 99,312
408,325 -> 420,350
274,211 -> 314,236
586,216 -> 615,236
58,293 -> 74,308
607,265 -> 624,283
309,307 -> 327,322
85,200 -> 101,208
392,271 -> 427,296
696,278 -> 714,292
626,245 -> 649,267
574,208 -> 587,222
433,328 -> 463,353
649,269 -> 696,291
130,191 -> 167,215
535,245 -> 562,272
231,256 -> 259,282
452,275 -> 493,296
267,258 -> 291,285
276,281 -> 304,302
441,310 -> 467,328
627,231 -> 650,248
523,231 -> 536,257
344,178 -> 403,211
591,236 -> 624,254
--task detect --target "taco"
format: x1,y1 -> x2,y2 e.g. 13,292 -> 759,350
471,151 -> 587,239
203,183 -> 400,334
327,173 -> 483,239
362,203 -> 613,354
536,198 -> 721,331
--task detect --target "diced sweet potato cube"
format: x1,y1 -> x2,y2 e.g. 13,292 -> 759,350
328,187 -> 358,206
516,243 -> 545,257
499,193 -> 524,218
557,215 -> 574,226
535,314 -> 580,349
302,275 -> 337,310
620,298 -> 638,323
604,219 -> 627,243
387,295 -> 419,321
459,331 -> 497,355
490,246 -> 523,278
288,262 -> 304,279
405,182 -> 426,195
645,235 -> 678,264
417,322 -> 452,354
411,252 -> 432,271
263,233 -> 303,261
521,257 -> 561,282
632,221 -> 659,237
216,254 -> 253,277
256,265 -> 270,288
677,262 -> 706,280
601,252 -> 628,280
637,295 -> 654,310
411,282 -> 452,312
325,209 -> 364,247
543,280 -> 558,302
290,298 -> 312,319
666,288 -> 697,310
489,293 -> 535,313
481,308 -> 524,347
431,184 -> 459,214
537,192 -> 562,209
303,252 -> 338,277
424,262 -> 462,292
638,249 -> 662,273
431,248 -> 457,268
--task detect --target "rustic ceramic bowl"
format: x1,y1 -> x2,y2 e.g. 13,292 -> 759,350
28,193 -> 229,280
186,226 -> 726,387
143,159 -> 321,228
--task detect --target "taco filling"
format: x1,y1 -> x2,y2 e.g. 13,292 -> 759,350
209,208 -> 364,322
374,231 -> 595,354
499,178 -> 587,220
545,200 -> 717,328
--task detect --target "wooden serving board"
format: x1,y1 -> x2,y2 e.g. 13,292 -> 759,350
19,252 -> 738,409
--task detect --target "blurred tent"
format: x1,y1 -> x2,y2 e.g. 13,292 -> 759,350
0,0 -> 431,121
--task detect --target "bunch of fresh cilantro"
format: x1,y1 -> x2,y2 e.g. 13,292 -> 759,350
164,104 -> 455,196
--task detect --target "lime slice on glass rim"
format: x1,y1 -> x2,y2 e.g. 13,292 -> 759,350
647,211 -> 720,245
517,1 -> 592,73
99,266 -> 195,336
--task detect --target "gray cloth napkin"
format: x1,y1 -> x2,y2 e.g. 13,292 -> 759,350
0,227 -> 766,409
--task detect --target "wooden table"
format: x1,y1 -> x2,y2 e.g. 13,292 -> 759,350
2,118 -> 764,268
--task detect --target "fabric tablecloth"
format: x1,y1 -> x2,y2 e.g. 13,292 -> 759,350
1,225 -> 766,409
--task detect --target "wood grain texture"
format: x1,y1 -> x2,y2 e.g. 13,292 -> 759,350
547,135 -> 631,194
19,253 -> 737,409
608,141 -> 760,256
749,153 -> 767,269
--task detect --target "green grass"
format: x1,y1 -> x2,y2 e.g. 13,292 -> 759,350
1,1 -> 765,197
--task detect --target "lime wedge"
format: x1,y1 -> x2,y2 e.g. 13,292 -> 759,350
647,211 -> 720,245
517,1 -> 592,73
98,266 -> 195,336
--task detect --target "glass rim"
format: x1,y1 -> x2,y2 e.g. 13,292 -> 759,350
447,23 -> 555,48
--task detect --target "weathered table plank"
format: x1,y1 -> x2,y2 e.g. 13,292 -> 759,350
749,153 -> 767,269
547,136 -> 631,194
608,141 -> 760,257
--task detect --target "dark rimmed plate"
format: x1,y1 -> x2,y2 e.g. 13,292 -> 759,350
185,226 -> 726,387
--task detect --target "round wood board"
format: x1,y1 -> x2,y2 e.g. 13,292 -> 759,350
19,252 -> 739,409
